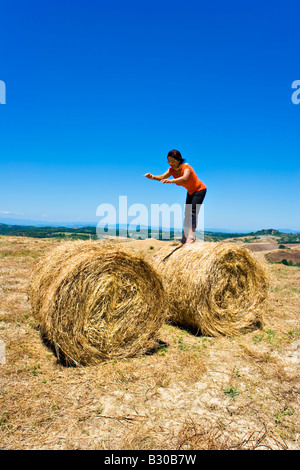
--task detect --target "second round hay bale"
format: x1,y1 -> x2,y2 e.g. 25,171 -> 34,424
28,240 -> 167,365
151,242 -> 269,336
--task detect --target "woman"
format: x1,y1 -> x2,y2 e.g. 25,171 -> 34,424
144,149 -> 207,244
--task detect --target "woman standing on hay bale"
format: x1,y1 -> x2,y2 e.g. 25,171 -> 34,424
144,149 -> 207,244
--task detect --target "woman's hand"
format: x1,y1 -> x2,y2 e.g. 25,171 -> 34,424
161,179 -> 173,184
144,169 -> 171,182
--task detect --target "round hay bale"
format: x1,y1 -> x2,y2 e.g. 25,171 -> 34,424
151,242 -> 269,336
28,240 -> 166,365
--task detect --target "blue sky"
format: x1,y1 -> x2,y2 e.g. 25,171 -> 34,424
0,0 -> 299,232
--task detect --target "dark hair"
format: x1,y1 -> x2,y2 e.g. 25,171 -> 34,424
167,149 -> 185,164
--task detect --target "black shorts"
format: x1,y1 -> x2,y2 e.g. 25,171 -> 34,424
184,188 -> 207,230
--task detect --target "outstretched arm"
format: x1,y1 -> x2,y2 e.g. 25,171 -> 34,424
144,169 -> 171,181
161,168 -> 191,184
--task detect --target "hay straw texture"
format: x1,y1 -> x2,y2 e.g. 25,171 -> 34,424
151,242 -> 268,337
29,240 -> 166,365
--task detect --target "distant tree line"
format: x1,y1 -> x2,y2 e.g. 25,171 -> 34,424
0,223 -> 299,244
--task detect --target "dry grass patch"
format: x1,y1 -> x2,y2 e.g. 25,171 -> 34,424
0,236 -> 299,450
176,417 -> 288,450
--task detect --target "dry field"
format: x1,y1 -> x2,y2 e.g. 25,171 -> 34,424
0,235 -> 299,450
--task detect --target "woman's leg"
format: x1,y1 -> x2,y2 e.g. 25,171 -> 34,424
183,192 -> 194,242
184,189 -> 207,242
191,189 -> 207,230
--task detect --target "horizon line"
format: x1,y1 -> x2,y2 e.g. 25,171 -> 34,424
0,219 -> 299,235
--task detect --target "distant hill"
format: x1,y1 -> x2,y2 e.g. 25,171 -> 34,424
0,222 -> 299,243
0,218 -> 299,234
0,217 -> 98,228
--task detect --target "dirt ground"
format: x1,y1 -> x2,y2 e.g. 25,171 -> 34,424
266,249 -> 300,264
0,236 -> 299,450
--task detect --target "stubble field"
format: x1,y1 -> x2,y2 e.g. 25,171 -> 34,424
0,235 -> 299,450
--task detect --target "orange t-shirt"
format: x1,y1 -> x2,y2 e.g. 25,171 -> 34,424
169,163 -> 206,195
